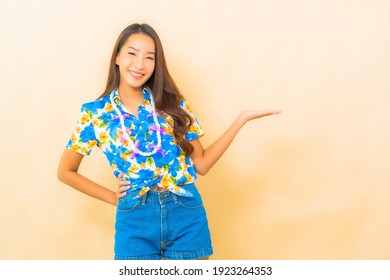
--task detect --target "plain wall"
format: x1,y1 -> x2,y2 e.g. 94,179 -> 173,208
0,0 -> 389,259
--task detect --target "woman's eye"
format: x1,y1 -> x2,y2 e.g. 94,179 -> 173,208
146,57 -> 154,61
128,52 -> 136,56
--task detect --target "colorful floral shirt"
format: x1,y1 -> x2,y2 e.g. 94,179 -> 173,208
66,88 -> 204,198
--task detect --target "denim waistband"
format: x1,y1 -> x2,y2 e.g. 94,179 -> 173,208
140,189 -> 179,206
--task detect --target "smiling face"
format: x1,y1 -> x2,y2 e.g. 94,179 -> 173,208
115,33 -> 156,92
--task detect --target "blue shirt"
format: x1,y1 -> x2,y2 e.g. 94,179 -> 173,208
66,88 -> 204,197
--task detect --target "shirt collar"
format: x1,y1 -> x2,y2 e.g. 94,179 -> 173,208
111,87 -> 152,114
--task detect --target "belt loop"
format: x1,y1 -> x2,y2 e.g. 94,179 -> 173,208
158,192 -> 165,205
141,191 -> 148,205
172,193 -> 178,204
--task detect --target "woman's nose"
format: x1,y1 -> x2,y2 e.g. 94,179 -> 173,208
134,58 -> 144,69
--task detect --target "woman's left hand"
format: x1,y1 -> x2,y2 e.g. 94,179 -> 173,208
239,110 -> 282,123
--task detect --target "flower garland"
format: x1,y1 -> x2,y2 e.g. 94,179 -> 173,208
110,89 -> 162,156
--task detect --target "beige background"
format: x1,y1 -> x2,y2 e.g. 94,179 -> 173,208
0,0 -> 389,259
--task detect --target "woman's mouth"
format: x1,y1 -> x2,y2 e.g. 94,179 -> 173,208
129,70 -> 145,80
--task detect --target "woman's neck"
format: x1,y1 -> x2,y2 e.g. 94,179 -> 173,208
118,84 -> 143,101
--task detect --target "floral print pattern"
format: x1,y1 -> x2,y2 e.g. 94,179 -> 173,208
66,88 -> 204,198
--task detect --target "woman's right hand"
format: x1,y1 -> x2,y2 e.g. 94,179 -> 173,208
116,173 -> 130,206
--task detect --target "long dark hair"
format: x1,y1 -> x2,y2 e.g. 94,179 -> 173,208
99,23 -> 194,156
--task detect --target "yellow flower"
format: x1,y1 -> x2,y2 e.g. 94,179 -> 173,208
87,140 -> 96,149
165,124 -> 173,135
120,137 -> 128,146
105,103 -> 113,112
166,116 -> 174,127
71,132 -> 77,143
130,165 -> 139,173
161,174 -> 173,189
120,153 -> 129,161
189,125 -> 199,133
81,114 -> 90,125
92,119 -> 99,126
69,144 -> 80,153
75,127 -> 81,133
99,132 -> 109,142
137,187 -> 149,197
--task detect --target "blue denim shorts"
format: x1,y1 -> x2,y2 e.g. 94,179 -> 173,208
114,183 -> 213,260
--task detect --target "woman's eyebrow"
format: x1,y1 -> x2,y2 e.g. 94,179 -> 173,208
128,46 -> 155,55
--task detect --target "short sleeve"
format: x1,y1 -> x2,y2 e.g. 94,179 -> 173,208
180,98 -> 204,141
66,104 -> 98,156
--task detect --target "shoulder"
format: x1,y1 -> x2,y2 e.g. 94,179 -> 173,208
179,95 -> 193,112
80,94 -> 112,113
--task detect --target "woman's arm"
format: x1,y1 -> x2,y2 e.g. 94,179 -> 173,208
190,110 -> 281,175
57,149 -> 118,206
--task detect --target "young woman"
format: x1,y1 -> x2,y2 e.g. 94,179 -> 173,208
57,23 -> 281,260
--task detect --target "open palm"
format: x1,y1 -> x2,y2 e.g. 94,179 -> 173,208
240,110 -> 282,122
